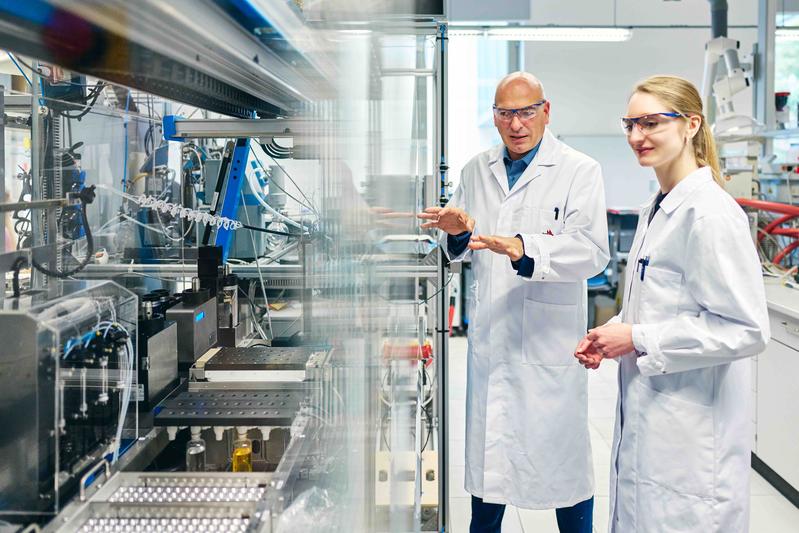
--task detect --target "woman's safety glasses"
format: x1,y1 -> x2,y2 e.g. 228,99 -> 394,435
493,100 -> 547,123
621,112 -> 685,136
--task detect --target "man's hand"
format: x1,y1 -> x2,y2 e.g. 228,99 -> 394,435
468,234 -> 524,261
574,335 -> 603,369
417,206 -> 475,236
585,323 -> 634,359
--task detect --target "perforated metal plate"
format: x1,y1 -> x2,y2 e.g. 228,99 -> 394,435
204,346 -> 313,371
108,485 -> 265,503
154,389 -> 302,426
78,517 -> 250,533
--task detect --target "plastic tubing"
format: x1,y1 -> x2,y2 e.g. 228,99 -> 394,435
759,214 -> 799,243
736,198 -> 799,216
244,168 -> 306,231
773,240 -> 799,265
769,228 -> 799,238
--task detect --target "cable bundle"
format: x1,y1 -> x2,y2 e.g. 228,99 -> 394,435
136,194 -> 243,231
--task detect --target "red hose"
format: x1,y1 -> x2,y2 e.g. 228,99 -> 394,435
758,214 -> 799,243
736,198 -> 799,216
736,199 -> 799,264
773,240 -> 799,265
770,228 -> 799,237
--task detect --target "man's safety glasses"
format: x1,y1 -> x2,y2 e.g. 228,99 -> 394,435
493,100 -> 547,123
621,112 -> 685,136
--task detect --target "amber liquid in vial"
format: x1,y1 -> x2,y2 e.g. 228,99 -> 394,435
232,441 -> 252,472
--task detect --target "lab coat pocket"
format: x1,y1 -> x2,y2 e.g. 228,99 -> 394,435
636,383 -> 714,498
522,298 -> 580,366
637,265 -> 683,323
539,206 -> 565,236
467,280 -> 481,344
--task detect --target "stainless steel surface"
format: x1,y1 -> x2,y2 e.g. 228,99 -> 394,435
434,22 -> 450,533
49,472 -> 272,533
756,0 -> 777,132
79,460 -> 110,502
30,64 -> 44,290
141,322 -> 179,407
107,485 -> 264,503
167,118 -> 305,139
166,297 -> 218,366
380,68 -> 435,77
78,262 -> 438,280
4,93 -> 32,111
77,516 -> 250,533
114,429 -> 171,474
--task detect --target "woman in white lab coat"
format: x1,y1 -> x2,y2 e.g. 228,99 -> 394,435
574,75 -> 770,532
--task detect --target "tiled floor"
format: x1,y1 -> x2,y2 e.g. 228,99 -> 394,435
446,336 -> 799,532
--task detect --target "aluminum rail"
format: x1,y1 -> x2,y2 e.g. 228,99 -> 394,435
0,0 -> 333,117
78,262 -> 438,279
166,118 -> 306,140
0,198 -> 70,212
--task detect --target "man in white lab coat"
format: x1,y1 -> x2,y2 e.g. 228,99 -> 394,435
418,72 -> 609,532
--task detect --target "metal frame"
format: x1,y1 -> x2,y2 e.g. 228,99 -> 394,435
214,139 -> 250,261
755,0 -> 777,132
434,21 -> 449,533
163,117 -> 304,140
0,0 -> 332,117
0,89 -> 4,258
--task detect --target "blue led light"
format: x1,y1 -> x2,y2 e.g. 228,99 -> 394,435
195,311 -> 205,323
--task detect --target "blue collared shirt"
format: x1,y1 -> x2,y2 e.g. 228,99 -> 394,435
446,141 -> 542,278
503,141 -> 541,191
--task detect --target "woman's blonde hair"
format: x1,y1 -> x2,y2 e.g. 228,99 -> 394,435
631,75 -> 723,187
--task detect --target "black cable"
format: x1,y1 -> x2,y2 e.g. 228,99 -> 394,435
13,171 -> 33,250
144,124 -> 154,156
421,405 -> 433,451
419,273 -> 454,304
262,141 -> 292,160
251,144 -> 318,215
11,257 -> 27,298
30,186 -> 96,279
238,285 -> 267,314
59,82 -> 105,120
240,222 -> 299,238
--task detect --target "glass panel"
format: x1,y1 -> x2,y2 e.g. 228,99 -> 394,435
0,280 -> 137,517
0,2 -> 444,531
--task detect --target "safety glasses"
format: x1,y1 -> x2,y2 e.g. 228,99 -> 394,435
621,112 -> 685,136
493,100 -> 547,123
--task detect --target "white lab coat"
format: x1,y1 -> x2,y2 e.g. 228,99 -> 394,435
444,129 -> 610,509
607,166 -> 770,532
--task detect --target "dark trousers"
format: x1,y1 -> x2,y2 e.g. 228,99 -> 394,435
470,495 -> 594,533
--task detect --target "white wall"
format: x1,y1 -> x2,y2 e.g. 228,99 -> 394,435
447,0 -> 762,208
561,135 -> 656,209
520,0 -> 759,207
527,26 -> 758,137
527,0 -> 757,26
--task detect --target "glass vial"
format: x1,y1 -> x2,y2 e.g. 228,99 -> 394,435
232,429 -> 252,472
186,428 -> 206,472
